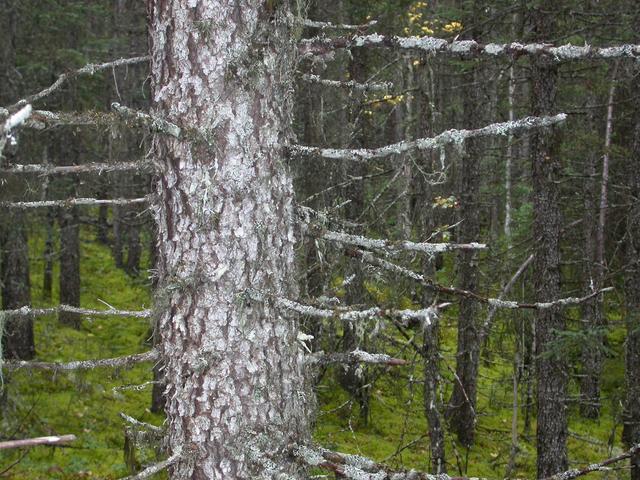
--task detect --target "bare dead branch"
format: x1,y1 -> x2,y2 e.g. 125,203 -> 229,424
111,102 -> 181,138
0,435 -> 76,450
119,451 -> 182,480
2,350 -> 158,372
9,56 -> 150,110
299,34 -> 640,62
0,197 -> 148,209
120,413 -> 164,434
0,160 -> 150,176
308,350 -> 407,366
290,114 -> 566,162
348,248 -> 613,310
544,444 -> 640,480
321,229 -> 486,255
0,304 -> 152,319
301,74 -> 392,92
0,105 -> 32,156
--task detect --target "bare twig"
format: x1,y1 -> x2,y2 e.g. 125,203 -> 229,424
2,350 -> 158,371
9,56 -> 150,110
119,413 -> 164,434
119,451 -> 182,480
0,197 -> 148,209
290,114 -> 566,162
299,35 -> 640,62
0,435 -> 76,450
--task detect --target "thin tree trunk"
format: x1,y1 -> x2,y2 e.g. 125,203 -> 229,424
148,2 -> 310,477
530,4 -> 568,475
58,205 -> 81,328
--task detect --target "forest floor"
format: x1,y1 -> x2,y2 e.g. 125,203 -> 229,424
0,226 -> 628,479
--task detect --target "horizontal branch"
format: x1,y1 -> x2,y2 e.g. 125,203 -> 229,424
2,350 -> 158,372
0,160 -> 150,175
111,102 -> 182,138
322,229 -> 486,255
0,434 -> 76,450
301,74 -> 392,92
290,114 -> 566,161
9,56 -> 150,110
545,443 -> 640,480
299,34 -> 640,62
302,19 -> 378,31
120,413 -> 164,434
0,197 -> 148,209
0,304 -> 152,319
259,291 -> 442,326
348,248 -> 613,310
308,349 -> 407,366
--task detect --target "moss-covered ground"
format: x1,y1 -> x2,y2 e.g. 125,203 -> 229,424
0,225 -> 628,479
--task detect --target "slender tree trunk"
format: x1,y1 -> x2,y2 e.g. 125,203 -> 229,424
58,205 -> 81,328
148,1 -> 310,477
622,91 -> 640,480
530,5 -> 568,476
446,63 -> 482,448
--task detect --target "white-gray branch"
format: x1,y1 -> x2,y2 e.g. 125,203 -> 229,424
0,197 -> 148,209
0,304 -> 152,319
2,350 -> 158,371
290,114 -> 567,161
0,160 -> 150,175
301,74 -> 392,93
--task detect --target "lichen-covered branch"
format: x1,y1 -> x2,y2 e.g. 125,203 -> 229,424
0,104 -> 32,156
0,197 -> 148,209
290,114 -> 566,162
544,444 -> 640,480
120,413 -> 164,434
299,34 -> 640,62
301,74 -> 392,92
307,350 -> 407,366
321,229 -> 486,255
0,435 -> 77,450
111,102 -> 181,138
0,304 -> 152,319
119,450 -> 182,480
8,56 -> 150,110
302,19 -> 378,31
0,160 -> 150,175
2,350 -> 158,371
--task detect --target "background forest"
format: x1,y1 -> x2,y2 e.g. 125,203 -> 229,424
0,0 -> 639,479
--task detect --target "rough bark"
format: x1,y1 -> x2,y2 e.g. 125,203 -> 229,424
530,5 -> 568,476
148,1 -> 310,478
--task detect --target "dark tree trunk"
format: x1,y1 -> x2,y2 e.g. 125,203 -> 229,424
58,206 -> 81,328
530,5 -> 568,476
446,64 -> 482,448
0,0 -> 34,360
42,209 -> 55,302
148,1 -> 310,477
622,97 -> 640,480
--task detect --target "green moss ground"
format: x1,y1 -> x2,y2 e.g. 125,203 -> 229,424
0,224 -> 629,479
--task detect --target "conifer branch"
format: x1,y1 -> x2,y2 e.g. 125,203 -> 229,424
119,451 -> 182,480
0,197 -> 148,209
301,74 -> 392,92
302,19 -> 378,31
307,350 -> 407,366
0,160 -> 150,175
0,435 -> 77,450
290,114 -> 567,162
0,304 -> 152,319
299,34 -> 640,62
2,350 -> 158,371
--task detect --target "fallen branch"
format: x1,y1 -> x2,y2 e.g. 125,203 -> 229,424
290,114 -> 566,162
0,160 -> 150,175
0,304 -> 152,319
299,34 -> 640,62
0,435 -> 76,450
0,197 -> 148,209
321,229 -> 486,255
301,74 -> 392,92
2,350 -> 158,371
9,56 -> 150,110
308,349 -> 407,366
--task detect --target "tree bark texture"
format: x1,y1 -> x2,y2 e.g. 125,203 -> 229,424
148,1 -> 310,478
530,6 -> 568,476
58,206 -> 81,328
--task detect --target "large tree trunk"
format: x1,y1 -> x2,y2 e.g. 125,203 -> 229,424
530,5 -> 568,476
148,1 -> 310,478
